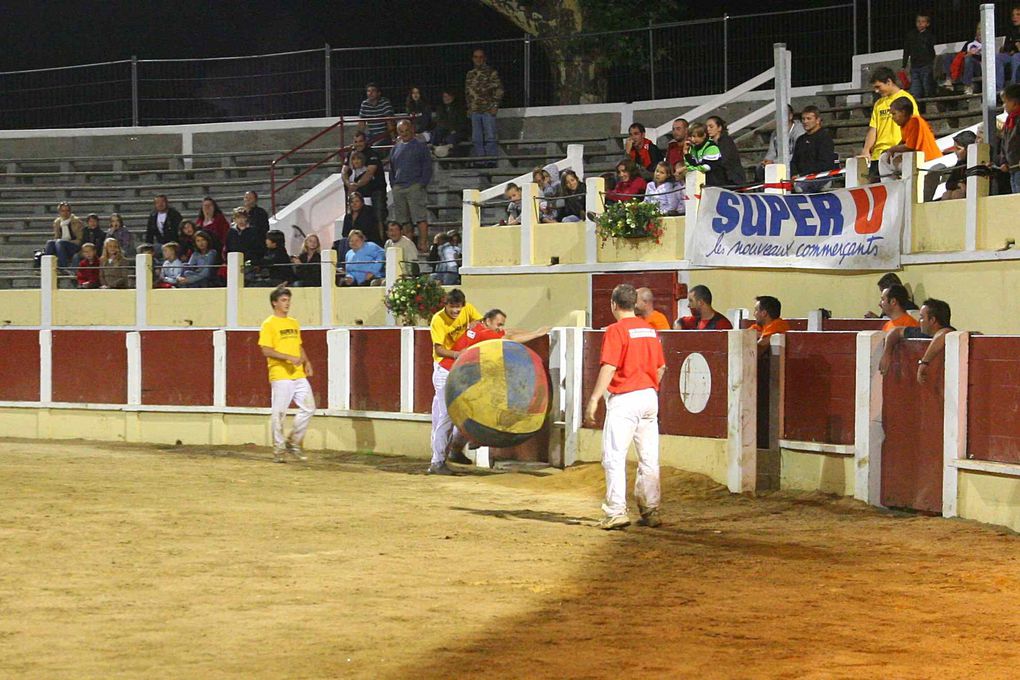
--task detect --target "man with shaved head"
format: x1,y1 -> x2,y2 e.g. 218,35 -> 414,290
634,287 -> 671,331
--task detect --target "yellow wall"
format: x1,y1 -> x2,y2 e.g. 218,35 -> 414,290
461,272 -> 589,328
577,428 -> 729,487
147,288 -> 226,327
597,216 -> 685,263
0,290 -> 41,326
911,201 -> 965,252
471,224 -> 521,267
53,289 -> 134,326
780,449 -> 854,496
240,285 -> 320,327
957,470 -> 1020,533
533,222 -> 586,265
333,286 -> 388,326
977,194 -> 1020,251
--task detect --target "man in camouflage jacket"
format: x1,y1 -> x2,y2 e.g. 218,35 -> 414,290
465,49 -> 504,161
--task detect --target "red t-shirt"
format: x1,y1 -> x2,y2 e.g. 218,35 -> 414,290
439,322 -> 505,370
677,313 -> 733,330
600,316 -> 666,394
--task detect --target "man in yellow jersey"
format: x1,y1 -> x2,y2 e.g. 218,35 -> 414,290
427,288 -> 481,475
258,287 -> 315,463
859,66 -> 917,182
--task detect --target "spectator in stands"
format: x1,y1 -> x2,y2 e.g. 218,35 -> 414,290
865,273 -> 918,317
625,123 -> 663,174
999,6 -> 1020,89
358,82 -> 395,141
226,207 -> 265,265
997,83 -> 1020,194
503,182 -> 522,224
634,287 -> 670,331
157,242 -> 183,288
251,229 -> 291,287
791,106 -> 838,193
880,298 -> 955,385
291,234 -> 322,287
447,230 -> 462,264
106,213 -> 135,256
606,159 -> 647,203
557,170 -> 585,222
672,160 -> 688,186
177,230 -> 221,288
389,120 -> 433,252
926,130 -> 976,201
98,238 -> 130,289
341,192 -> 381,246
860,66 -> 917,182
341,229 -> 385,286
432,89 -> 469,153
429,232 -> 460,285
684,123 -> 724,186
902,12 -> 937,102
343,132 -> 387,229
465,49 -> 504,162
532,166 -> 560,223
195,197 -> 230,251
406,86 -> 433,136
385,220 -> 420,276
81,213 -> 106,251
879,284 -> 921,332
75,243 -> 101,289
243,191 -> 270,239
177,220 -> 197,261
757,106 -> 804,182
706,116 -> 746,186
665,118 -> 689,169
675,285 -> 733,330
644,162 -> 682,215
750,295 -> 790,350
145,194 -> 182,247
878,98 -> 942,178
45,201 -> 83,269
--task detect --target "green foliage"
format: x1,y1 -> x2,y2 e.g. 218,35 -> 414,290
384,276 -> 447,326
595,200 -> 666,244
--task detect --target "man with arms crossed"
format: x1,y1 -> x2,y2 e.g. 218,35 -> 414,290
259,287 -> 314,463
584,284 -> 666,530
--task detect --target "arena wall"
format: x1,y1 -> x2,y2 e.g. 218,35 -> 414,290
0,290 -> 40,325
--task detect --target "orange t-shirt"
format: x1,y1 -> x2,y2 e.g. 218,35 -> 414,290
751,318 -> 791,339
644,310 -> 671,331
600,316 -> 666,394
882,314 -> 920,332
900,116 -> 942,161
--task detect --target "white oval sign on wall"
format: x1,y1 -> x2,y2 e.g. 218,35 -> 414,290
679,352 -> 712,414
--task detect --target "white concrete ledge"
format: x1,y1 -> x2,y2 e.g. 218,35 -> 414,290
951,459 -> 1020,478
779,440 -> 855,456
0,401 -> 432,422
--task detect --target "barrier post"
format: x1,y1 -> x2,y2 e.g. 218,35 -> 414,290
126,332 -> 142,406
135,253 -> 151,328
807,309 -> 823,331
561,326 -> 585,468
854,330 -> 885,506
584,177 -> 604,264
520,182 -> 538,266
547,327 -> 567,468
226,251 -> 244,329
39,329 -> 52,403
320,248 -> 336,326
899,151 -> 919,253
327,328 -> 351,410
964,143 -> 989,252
773,43 -> 791,170
461,189 -> 480,267
400,327 -> 415,413
942,331 -> 970,518
764,163 -> 788,195
212,330 -> 226,408
40,255 -> 56,329
726,328 -> 757,493
767,333 -> 786,452
980,4 -> 999,152
844,157 -> 870,188
684,170 -> 704,259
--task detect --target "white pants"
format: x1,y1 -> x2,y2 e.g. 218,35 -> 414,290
270,378 -> 315,450
602,388 -> 661,517
878,152 -> 902,180
430,363 -> 461,465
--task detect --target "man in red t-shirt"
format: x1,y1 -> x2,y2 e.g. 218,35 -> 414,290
584,284 -> 667,530
675,284 -> 733,331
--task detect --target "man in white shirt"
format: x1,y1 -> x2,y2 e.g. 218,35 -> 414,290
384,221 -> 420,277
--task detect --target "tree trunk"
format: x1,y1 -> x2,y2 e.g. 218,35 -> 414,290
540,42 -> 604,105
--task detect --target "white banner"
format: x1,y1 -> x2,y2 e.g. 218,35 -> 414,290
690,183 -> 905,270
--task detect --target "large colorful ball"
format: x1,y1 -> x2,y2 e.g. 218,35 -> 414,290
445,339 -> 549,448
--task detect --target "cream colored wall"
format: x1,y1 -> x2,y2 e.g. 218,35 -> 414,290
533,222 -> 586,265
780,449 -> 854,496
577,428 -> 729,487
333,286 -> 388,326
957,470 -> 1020,533
461,272 -> 590,328
597,216 -> 685,263
471,224 -> 521,267
977,194 -> 1020,251
148,288 -> 226,327
53,289 -> 134,326
240,285 -> 320,327
0,290 -> 41,326
912,201 -> 965,252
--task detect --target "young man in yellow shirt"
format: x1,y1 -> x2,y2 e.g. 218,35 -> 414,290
860,66 -> 917,182
258,287 -> 315,463
427,288 -> 481,475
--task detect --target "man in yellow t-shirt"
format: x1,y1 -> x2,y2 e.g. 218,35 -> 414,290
258,287 -> 315,463
859,66 -> 917,182
427,288 -> 481,475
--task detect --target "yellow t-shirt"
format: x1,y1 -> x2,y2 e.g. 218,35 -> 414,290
869,89 -> 917,159
430,302 -> 482,362
258,315 -> 306,382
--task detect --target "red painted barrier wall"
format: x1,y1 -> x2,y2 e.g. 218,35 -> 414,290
968,336 -> 1020,464
0,330 -> 40,401
349,329 -> 401,412
581,330 -> 607,427
821,318 -> 886,331
52,330 -> 127,404
414,329 -> 434,414
226,330 -> 327,408
140,330 -> 214,406
739,318 -> 808,331
881,340 -> 944,512
591,272 -> 679,329
783,332 -> 856,445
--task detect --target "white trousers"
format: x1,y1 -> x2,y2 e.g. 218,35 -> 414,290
270,378 -> 315,450
602,388 -> 661,517
877,153 -> 902,180
430,363 -> 461,465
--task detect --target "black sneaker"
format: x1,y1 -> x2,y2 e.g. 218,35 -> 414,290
427,462 -> 454,476
447,451 -> 472,465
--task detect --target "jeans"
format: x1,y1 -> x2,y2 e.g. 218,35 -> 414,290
44,239 -> 79,268
962,54 -> 981,85
1011,170 -> 1020,195
909,65 -> 936,99
470,112 -> 498,158
431,126 -> 463,147
996,52 -> 1020,89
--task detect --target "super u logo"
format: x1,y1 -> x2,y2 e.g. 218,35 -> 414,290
710,185 -> 888,237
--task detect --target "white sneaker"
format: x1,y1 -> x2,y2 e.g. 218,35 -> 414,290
286,439 -> 307,461
597,514 -> 630,530
272,448 -> 287,464
963,85 -> 974,95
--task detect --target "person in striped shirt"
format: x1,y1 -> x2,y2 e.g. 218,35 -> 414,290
358,82 -> 395,141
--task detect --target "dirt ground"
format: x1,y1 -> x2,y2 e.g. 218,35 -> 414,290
1,439 -> 1019,679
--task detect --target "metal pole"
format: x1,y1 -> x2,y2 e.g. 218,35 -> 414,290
980,4 -> 998,152
324,44 -> 332,117
852,0 -> 858,56
523,36 -> 531,108
866,0 -> 872,53
774,43 -> 791,170
131,55 -> 139,127
723,14 -> 729,91
648,21 -> 656,100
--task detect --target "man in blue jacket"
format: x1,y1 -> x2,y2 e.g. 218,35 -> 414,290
389,119 -> 433,253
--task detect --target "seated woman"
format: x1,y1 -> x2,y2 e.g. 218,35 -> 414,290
556,170 -> 586,222
98,237 -> 131,289
406,86 -> 433,136
177,220 -> 197,261
532,165 -> 561,223
428,232 -> 460,285
341,191 -> 381,245
644,162 -> 683,215
291,234 -> 322,287
605,159 -> 647,203
176,230 -> 221,288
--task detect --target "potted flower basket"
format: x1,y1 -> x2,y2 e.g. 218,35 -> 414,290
595,200 -> 666,244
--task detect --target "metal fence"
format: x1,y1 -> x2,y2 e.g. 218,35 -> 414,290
0,1 -> 1002,130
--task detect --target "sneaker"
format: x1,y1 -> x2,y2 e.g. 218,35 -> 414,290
639,508 -> 662,528
940,78 -> 953,89
272,448 -> 287,464
427,462 -> 454,476
963,85 -> 974,95
447,450 -> 472,465
286,439 -> 307,461
597,514 -> 630,530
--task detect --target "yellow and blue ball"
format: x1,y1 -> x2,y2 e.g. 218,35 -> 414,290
445,339 -> 549,448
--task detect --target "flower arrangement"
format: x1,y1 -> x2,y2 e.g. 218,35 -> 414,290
595,200 -> 666,244
384,275 -> 447,326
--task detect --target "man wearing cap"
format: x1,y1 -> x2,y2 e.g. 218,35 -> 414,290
925,130 -> 976,202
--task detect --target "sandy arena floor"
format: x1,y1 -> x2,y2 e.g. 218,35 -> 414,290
1,438 -> 1019,679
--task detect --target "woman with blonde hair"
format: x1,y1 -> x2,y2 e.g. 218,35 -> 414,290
291,234 -> 323,287
99,237 -> 130,289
